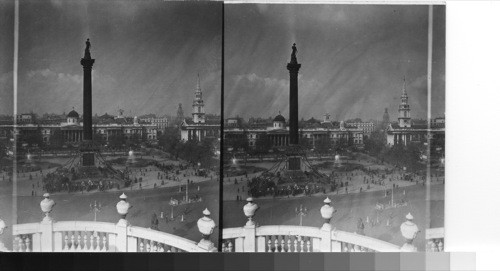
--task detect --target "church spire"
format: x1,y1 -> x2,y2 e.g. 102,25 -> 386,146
197,73 -> 201,92
192,74 -> 205,124
398,76 -> 411,128
402,76 -> 407,96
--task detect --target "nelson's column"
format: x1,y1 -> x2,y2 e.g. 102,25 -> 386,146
286,43 -> 302,170
80,38 -> 96,166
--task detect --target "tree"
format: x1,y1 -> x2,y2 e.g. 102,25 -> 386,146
224,136 -> 248,153
255,135 -> 272,154
314,136 -> 331,154
158,127 -> 182,158
0,141 -> 6,160
49,129 -> 64,149
108,133 -> 126,148
24,129 -> 43,148
93,132 -> 106,147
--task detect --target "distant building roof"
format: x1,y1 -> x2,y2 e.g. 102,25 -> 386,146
273,114 -> 285,122
67,110 -> 79,118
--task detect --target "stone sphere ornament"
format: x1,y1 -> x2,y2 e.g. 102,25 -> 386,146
197,208 -> 216,237
40,193 -> 55,221
243,197 -> 258,226
400,213 -> 419,252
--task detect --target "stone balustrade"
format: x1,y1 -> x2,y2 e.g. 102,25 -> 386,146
426,227 -> 444,252
7,193 -> 216,252
222,197 -> 422,253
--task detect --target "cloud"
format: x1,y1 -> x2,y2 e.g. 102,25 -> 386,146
17,1 -> 222,117
0,72 -> 13,115
225,4 -> 445,121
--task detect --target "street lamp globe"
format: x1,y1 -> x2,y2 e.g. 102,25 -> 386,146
116,193 -> 130,221
320,197 -> 335,230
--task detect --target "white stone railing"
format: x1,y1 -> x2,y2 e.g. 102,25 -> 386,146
222,197 -> 419,253
8,193 -> 216,252
12,220 -> 212,253
222,225 -> 400,252
426,227 -> 444,252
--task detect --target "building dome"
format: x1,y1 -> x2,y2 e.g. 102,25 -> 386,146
273,114 -> 285,122
67,110 -> 79,118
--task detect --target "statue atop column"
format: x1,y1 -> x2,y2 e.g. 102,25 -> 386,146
291,43 -> 298,63
84,38 -> 91,59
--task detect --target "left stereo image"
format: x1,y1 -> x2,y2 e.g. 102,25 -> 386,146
0,1 -> 222,252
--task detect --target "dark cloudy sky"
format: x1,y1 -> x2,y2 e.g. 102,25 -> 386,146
224,4 -> 445,121
0,1 -> 14,115
11,0 -> 221,117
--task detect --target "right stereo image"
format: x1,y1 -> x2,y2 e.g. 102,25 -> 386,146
222,4 -> 445,253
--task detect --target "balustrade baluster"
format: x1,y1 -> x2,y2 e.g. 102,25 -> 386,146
89,233 -> 95,251
70,233 -> 76,251
77,233 -> 82,251
222,242 -> 227,252
25,236 -> 31,252
438,240 -> 443,252
63,234 -> 69,251
18,235 -> 24,252
228,241 -> 233,252
287,237 -> 292,252
294,238 -> 298,253
83,233 -> 88,251
274,238 -> 278,253
13,236 -> 18,252
267,239 -> 272,252
430,240 -> 437,252
153,241 -> 158,252
146,240 -> 151,252
300,238 -> 305,252
139,239 -> 144,252
158,244 -> 164,252
306,240 -> 311,252
280,236 -> 285,252
96,233 -> 101,251
101,235 -> 107,252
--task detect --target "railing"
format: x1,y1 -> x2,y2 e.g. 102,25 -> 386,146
426,227 -> 444,252
7,193 -> 216,252
12,220 -> 211,252
222,225 -> 400,252
222,197 -> 426,253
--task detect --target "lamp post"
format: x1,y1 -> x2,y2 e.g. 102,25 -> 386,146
116,193 -> 131,225
90,200 -> 102,222
295,204 -> 308,226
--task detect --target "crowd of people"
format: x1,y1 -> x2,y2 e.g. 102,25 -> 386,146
42,168 -> 123,193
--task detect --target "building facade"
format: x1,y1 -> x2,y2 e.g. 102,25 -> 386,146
224,113 -> 364,151
0,110 -> 158,147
